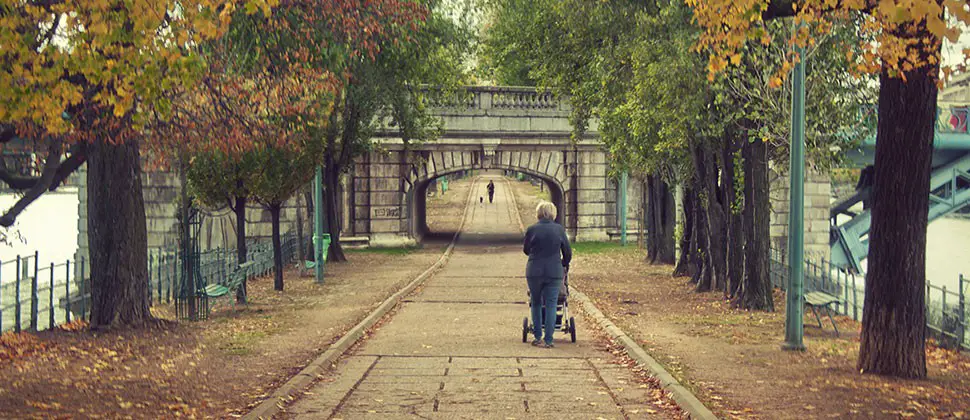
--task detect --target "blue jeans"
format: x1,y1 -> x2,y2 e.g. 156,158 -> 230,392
527,276 -> 561,345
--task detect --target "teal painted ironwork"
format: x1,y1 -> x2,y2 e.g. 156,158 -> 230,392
833,105 -> 970,272
30,252 -> 38,331
48,262 -> 54,330
784,43 -> 807,352
619,171 -> 628,246
831,149 -> 970,272
313,166 -> 325,283
65,260 -> 71,324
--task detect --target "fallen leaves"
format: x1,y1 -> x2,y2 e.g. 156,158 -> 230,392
0,332 -> 51,368
570,249 -> 970,420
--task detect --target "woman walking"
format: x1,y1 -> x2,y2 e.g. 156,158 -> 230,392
523,201 -> 572,348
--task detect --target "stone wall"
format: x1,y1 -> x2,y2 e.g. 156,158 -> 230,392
769,167 -> 831,260
344,140 -> 621,246
76,164 -> 309,267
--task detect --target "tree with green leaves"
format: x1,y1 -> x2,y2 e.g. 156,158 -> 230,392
249,139 -> 323,291
479,0 -> 871,313
318,1 -> 474,263
185,151 -> 258,302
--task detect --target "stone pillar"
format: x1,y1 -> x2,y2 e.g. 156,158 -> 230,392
770,167 -> 831,261
362,151 -> 414,247
573,149 -> 613,242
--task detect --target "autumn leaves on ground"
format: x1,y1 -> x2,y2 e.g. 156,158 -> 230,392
2,176 -> 969,419
0,181 -> 470,419
508,179 -> 970,420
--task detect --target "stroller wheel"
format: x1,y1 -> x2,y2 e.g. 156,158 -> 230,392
569,317 -> 576,343
522,317 -> 529,343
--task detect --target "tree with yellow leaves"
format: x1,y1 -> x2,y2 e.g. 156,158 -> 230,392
1,0 -> 279,328
687,0 -> 961,378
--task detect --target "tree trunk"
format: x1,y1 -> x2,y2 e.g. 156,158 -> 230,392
87,137 -> 151,328
323,162 -> 347,262
723,135 -> 744,298
270,203 -> 284,291
646,176 -> 659,262
689,187 -> 709,289
858,62 -> 936,379
673,186 -> 694,277
739,136 -> 773,311
178,156 -> 196,320
693,144 -> 724,292
640,178 -> 648,252
234,191 -> 247,304
707,150 -> 727,293
656,175 -> 676,264
303,190 -> 314,261
690,144 -> 713,291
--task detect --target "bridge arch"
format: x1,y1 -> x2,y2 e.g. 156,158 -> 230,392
405,154 -> 569,242
343,86 -> 624,247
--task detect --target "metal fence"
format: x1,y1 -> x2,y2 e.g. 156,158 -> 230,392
769,248 -> 969,350
0,232 -> 306,334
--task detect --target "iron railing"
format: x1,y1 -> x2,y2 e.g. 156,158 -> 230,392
0,232 -> 308,334
769,248 -> 968,350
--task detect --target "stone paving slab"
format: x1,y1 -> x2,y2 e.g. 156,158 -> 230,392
370,356 -> 450,368
285,177 -> 673,419
414,280 -> 526,303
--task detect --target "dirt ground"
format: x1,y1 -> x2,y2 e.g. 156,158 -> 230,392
425,174 -> 474,235
509,178 -> 970,420
0,178 -> 474,419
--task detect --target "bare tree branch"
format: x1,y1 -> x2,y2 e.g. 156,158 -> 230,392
0,141 -> 85,227
0,125 -> 17,144
0,138 -> 62,226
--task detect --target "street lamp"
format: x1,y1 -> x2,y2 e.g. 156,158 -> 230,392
783,38 -> 807,351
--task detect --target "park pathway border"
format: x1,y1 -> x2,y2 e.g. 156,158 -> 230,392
508,178 -> 717,420
571,290 -> 718,420
242,177 -> 480,420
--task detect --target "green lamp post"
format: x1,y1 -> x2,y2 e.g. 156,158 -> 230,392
313,166 -> 325,283
619,171 -> 628,246
783,41 -> 807,352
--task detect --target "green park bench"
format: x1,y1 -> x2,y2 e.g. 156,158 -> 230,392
804,291 -> 841,337
203,261 -> 256,308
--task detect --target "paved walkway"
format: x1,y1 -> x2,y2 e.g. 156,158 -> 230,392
286,176 -> 669,419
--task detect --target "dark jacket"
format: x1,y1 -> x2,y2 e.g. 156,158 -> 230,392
523,219 -> 572,278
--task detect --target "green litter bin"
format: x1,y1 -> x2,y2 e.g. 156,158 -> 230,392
321,234 -> 331,262
305,234 -> 333,269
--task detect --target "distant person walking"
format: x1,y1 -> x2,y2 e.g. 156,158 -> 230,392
487,181 -> 496,203
523,201 -> 572,348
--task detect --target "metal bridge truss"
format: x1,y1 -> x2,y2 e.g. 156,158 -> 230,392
831,152 -> 970,273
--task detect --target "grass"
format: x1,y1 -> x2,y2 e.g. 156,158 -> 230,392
344,246 -> 416,256
570,241 -> 639,255
220,330 -> 267,356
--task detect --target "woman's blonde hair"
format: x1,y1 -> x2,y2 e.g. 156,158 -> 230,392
535,201 -> 557,221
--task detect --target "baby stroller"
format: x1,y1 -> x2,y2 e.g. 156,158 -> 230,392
522,267 -> 577,343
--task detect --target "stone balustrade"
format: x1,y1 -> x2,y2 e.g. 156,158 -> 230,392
421,86 -> 566,113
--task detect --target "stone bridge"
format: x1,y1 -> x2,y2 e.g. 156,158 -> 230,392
342,86 -> 621,247
73,85 -> 832,264
74,86 -> 629,265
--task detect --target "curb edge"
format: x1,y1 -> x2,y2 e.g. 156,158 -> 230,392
241,177 -> 481,420
571,288 -> 719,420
